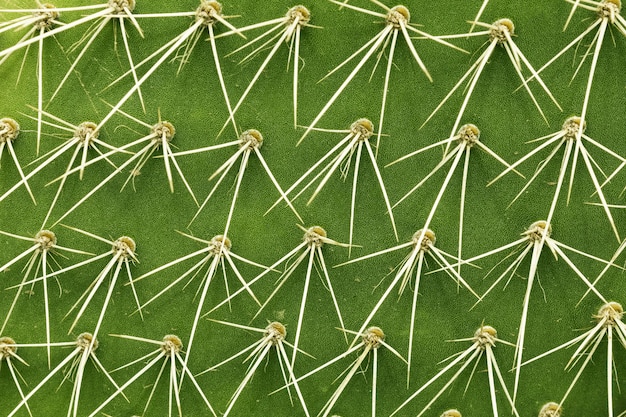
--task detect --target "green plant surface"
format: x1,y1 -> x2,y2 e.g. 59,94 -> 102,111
0,0 -> 625,416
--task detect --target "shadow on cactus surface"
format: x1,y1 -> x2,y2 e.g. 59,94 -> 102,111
0,0 -> 625,416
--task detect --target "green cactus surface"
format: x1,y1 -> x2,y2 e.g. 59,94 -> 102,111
1,0 -> 625,416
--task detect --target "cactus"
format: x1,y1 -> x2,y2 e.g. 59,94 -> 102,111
1,0 -> 625,416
